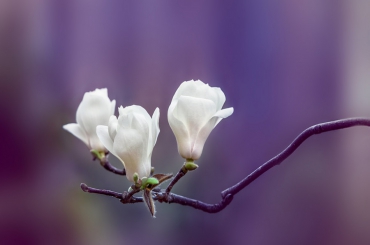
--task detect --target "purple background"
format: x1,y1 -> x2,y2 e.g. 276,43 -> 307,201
1,1 -> 370,245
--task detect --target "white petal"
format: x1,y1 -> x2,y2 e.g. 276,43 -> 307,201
172,80 -> 209,100
175,96 -> 216,138
171,80 -> 195,101
96,125 -> 118,158
108,115 -> 118,140
148,108 -> 160,157
191,108 -> 234,159
213,107 -> 234,127
212,87 -> 226,110
190,116 -> 218,160
168,100 -> 192,159
110,99 -> 116,116
119,105 -> 151,123
213,107 -> 233,118
114,126 -> 150,181
93,88 -> 108,97
174,96 -> 216,158
63,123 -> 88,146
77,92 -> 113,149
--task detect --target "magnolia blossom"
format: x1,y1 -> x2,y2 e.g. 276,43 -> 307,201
63,88 -> 116,152
168,80 -> 233,160
96,105 -> 160,182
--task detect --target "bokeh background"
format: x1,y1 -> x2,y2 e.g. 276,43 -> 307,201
1,0 -> 370,244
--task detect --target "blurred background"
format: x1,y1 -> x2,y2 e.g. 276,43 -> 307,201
1,0 -> 370,244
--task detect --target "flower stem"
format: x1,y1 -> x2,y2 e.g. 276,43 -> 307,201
165,165 -> 188,194
99,156 -> 126,176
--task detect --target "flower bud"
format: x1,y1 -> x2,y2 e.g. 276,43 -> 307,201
63,88 -> 116,152
96,105 -> 160,182
168,80 -> 233,160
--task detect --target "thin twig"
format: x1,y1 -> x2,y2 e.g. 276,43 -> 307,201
221,117 -> 370,198
91,151 -> 125,175
101,160 -> 126,175
80,183 -> 122,199
165,166 -> 187,194
81,118 -> 370,214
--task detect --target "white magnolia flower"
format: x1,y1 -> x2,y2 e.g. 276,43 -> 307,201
63,88 -> 116,152
168,80 -> 233,161
96,105 -> 160,182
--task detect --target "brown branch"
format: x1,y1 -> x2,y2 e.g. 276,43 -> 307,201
81,117 -> 370,214
100,160 -> 126,175
91,151 -> 126,175
221,117 -> 370,198
165,166 -> 187,194
80,183 -> 233,213
80,183 -> 122,199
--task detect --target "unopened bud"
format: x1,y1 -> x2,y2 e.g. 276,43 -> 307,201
133,173 -> 139,184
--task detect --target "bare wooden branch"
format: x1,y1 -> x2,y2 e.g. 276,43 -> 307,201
221,117 -> 370,198
165,166 -> 187,194
100,160 -> 126,175
81,117 -> 370,214
80,183 -> 233,213
80,183 -> 122,199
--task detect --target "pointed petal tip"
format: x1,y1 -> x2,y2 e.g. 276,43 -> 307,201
63,123 -> 89,145
213,107 -> 234,118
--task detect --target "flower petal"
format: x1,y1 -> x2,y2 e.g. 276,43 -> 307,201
147,108 -> 160,158
77,92 -> 114,150
108,115 -> 118,140
174,96 -> 216,158
94,88 -> 108,97
113,126 -> 150,181
190,116 -> 218,160
191,107 -> 234,159
213,107 -> 234,127
63,123 -> 88,146
213,87 -> 226,111
110,99 -> 116,116
96,125 -> 116,156
168,100 -> 192,159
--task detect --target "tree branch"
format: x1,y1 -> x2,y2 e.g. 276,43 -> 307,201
81,117 -> 370,214
80,183 -> 122,199
100,160 -> 126,175
165,166 -> 187,194
221,117 -> 370,198
80,183 -> 233,213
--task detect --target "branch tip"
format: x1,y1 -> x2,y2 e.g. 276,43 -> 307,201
80,183 -> 88,192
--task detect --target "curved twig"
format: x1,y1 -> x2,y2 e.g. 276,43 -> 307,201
165,167 -> 187,194
221,117 -> 370,198
81,118 -> 370,214
101,160 -> 126,175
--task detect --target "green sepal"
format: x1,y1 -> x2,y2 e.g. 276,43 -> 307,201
90,150 -> 105,161
140,177 -> 148,190
133,173 -> 139,184
146,177 -> 159,186
184,161 -> 198,171
152,173 -> 173,185
141,177 -> 159,190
